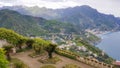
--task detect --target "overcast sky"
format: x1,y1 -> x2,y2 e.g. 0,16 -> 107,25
0,0 -> 120,17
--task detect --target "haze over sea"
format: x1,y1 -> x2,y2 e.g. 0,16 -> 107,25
97,31 -> 120,61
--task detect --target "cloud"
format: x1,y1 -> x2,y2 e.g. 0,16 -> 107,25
40,0 -> 65,2
0,0 -> 17,3
0,0 -> 120,17
0,1 -> 13,6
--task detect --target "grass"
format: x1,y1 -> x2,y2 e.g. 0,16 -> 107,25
10,58 -> 29,68
76,42 -> 83,46
55,48 -> 78,60
38,56 -> 62,64
63,64 -> 81,68
40,65 -> 56,68
28,52 -> 45,58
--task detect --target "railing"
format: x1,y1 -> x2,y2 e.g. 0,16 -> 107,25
55,48 -> 114,68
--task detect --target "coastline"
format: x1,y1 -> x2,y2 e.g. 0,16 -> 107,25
95,31 -> 120,61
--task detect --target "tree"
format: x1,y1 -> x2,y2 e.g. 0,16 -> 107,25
32,38 -> 46,54
32,42 -> 44,54
0,28 -> 25,45
17,38 -> 26,50
32,38 -> 57,58
0,48 -> 9,68
26,39 -> 34,49
3,45 -> 13,61
45,43 -> 57,59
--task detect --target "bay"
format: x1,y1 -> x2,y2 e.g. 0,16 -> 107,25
96,31 -> 120,61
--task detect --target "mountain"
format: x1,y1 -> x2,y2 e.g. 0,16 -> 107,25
0,9 -> 100,45
0,6 -> 58,19
0,9 -> 46,36
56,6 -> 120,31
2,5 -> 120,32
0,9 -> 82,36
0,8 -> 114,64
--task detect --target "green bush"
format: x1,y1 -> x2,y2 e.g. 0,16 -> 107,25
38,56 -> 61,64
32,38 -> 50,55
0,28 -> 26,45
55,48 -> 77,60
63,64 -> 80,68
11,58 -> 29,68
40,65 -> 56,68
0,48 -> 9,68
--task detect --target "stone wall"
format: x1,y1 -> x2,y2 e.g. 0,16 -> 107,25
0,40 -> 8,47
56,48 -> 114,68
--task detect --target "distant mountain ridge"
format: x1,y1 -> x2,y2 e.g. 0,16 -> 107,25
1,5 -> 120,32
0,9 -> 82,36
55,5 -> 120,31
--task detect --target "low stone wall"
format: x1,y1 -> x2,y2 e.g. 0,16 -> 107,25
0,40 -> 8,47
76,56 -> 113,68
56,49 -> 113,68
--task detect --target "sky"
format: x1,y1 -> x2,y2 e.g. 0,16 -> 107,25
0,0 -> 120,17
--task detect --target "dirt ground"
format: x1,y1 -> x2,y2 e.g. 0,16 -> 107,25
12,50 -> 94,68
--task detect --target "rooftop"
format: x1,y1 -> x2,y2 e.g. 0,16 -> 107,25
113,61 -> 120,66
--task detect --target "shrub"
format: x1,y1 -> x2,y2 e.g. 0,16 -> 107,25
11,58 -> 29,68
32,38 -> 49,55
55,48 -> 77,60
0,48 -> 9,68
40,65 -> 56,68
63,64 -> 80,68
0,28 -> 25,45
38,56 -> 61,64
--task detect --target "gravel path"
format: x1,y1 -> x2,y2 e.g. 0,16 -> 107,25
12,51 -> 94,68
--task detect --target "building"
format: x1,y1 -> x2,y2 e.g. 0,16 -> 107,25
113,61 -> 120,68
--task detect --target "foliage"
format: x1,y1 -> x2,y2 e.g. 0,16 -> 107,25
84,33 -> 101,45
26,39 -> 35,49
55,48 -> 78,60
80,40 -> 101,55
0,28 -> 25,45
40,65 -> 56,68
0,9 -> 80,36
45,43 -> 57,58
3,45 -> 13,52
7,5 -> 120,32
79,39 -> 115,64
11,58 -> 29,68
33,42 -> 44,54
104,58 -> 114,64
0,9 -> 102,44
0,9 -> 47,36
17,38 -> 27,49
0,9 -> 115,65
0,48 -> 9,68
32,38 -> 49,54
38,56 -> 61,64
63,64 -> 80,68
3,45 -> 13,61
28,52 -> 45,58
32,38 -> 57,59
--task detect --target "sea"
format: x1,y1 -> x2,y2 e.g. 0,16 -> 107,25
96,31 -> 120,61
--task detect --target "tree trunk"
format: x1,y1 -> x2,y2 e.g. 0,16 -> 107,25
6,53 -> 11,61
48,52 -> 52,59
19,45 -> 22,50
28,44 -> 32,49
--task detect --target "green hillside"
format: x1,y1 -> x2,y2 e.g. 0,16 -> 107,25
0,9 -> 47,36
0,28 -> 114,65
2,5 -> 120,32
0,9 -> 80,36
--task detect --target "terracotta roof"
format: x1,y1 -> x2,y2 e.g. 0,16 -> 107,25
114,61 -> 120,66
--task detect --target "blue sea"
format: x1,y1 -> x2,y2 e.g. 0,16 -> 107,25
96,31 -> 120,61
